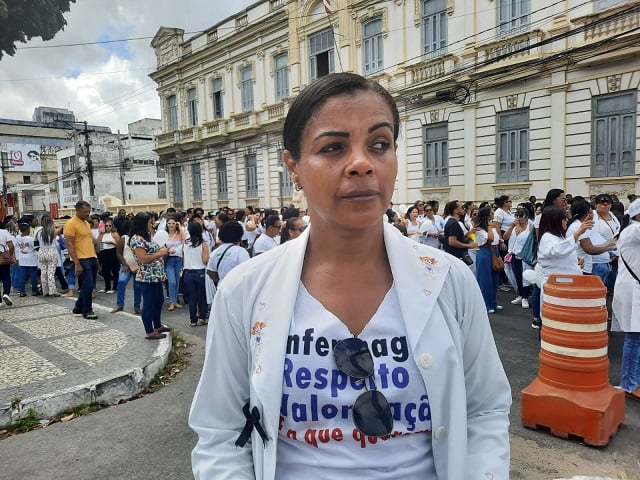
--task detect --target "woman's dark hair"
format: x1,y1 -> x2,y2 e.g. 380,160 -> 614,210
280,218 -> 304,244
385,209 -> 395,223
39,214 -> 55,244
542,189 -> 564,210
216,212 -> 230,224
283,72 -> 400,161
443,200 -> 460,218
218,220 -> 244,244
539,205 -> 567,240
567,198 -> 591,229
496,195 -> 510,208
516,203 -> 533,219
475,207 -> 492,230
282,207 -> 300,220
186,221 -> 204,248
131,212 -> 152,241
235,210 -> 246,222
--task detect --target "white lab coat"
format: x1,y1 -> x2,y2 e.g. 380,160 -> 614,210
189,222 -> 511,479
612,220 -> 640,332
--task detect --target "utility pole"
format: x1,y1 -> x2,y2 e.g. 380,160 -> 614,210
82,121 -> 95,198
117,131 -> 127,205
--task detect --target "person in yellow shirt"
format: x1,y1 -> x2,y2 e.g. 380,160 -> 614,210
64,200 -> 99,320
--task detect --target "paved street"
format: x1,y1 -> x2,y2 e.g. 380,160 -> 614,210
0,286 -> 639,479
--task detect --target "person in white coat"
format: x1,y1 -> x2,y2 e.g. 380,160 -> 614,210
612,199 -> 640,400
189,72 -> 511,480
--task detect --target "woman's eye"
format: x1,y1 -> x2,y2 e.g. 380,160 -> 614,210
371,140 -> 391,150
320,143 -> 343,153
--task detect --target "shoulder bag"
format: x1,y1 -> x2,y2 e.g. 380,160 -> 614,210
519,227 -> 537,267
211,244 -> 234,286
0,243 -> 16,265
620,253 -> 640,283
491,252 -> 505,271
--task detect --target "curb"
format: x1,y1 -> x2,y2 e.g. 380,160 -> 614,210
0,335 -> 171,427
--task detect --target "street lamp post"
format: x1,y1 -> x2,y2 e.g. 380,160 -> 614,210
277,165 -> 284,210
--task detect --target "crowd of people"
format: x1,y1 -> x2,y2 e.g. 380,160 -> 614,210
0,202 -> 310,339
0,72 -> 638,476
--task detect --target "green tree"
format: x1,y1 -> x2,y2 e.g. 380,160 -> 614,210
0,0 -> 76,60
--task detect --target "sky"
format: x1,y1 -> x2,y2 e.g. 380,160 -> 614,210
0,0 -> 255,133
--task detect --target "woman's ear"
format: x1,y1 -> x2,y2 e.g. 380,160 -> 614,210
283,150 -> 298,183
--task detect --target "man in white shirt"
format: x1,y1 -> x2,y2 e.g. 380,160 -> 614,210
252,214 -> 282,256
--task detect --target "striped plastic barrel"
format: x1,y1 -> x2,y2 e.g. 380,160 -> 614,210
521,274 -> 625,446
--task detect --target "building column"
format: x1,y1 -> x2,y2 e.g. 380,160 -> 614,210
463,102 -> 478,201
549,71 -> 568,190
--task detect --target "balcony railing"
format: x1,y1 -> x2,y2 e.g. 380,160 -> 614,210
270,0 -> 286,10
583,5 -> 640,41
477,30 -> 545,65
266,103 -> 285,120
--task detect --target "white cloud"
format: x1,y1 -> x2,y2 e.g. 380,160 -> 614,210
0,0 -> 254,131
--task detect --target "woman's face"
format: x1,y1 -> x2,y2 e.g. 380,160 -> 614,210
502,199 -> 512,210
288,219 -> 305,240
553,194 -> 567,208
409,208 -> 418,220
167,220 -> 177,230
596,197 -> 612,215
284,90 -> 397,232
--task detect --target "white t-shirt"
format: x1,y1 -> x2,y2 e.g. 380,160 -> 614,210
493,208 -> 515,232
15,235 -> 38,267
566,220 -> 592,274
475,227 -> 500,247
276,283 -> 436,480
206,244 -> 250,285
418,219 -> 439,248
253,233 -> 280,255
183,241 -> 207,270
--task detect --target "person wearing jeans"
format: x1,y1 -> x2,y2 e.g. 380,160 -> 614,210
130,212 -> 170,340
112,234 -> 142,314
113,265 -> 142,313
65,201 -> 99,319
182,221 -> 210,327
164,218 -> 184,311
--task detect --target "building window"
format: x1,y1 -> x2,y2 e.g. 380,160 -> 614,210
61,155 -> 77,174
171,166 -> 183,203
309,29 -> 335,80
217,158 -> 228,200
363,18 -> 383,75
592,90 -> 637,178
274,54 -> 290,101
212,78 -> 224,119
192,163 -> 202,201
498,0 -> 530,37
595,0 -> 627,9
187,88 -> 198,126
423,0 -> 447,58
423,123 -> 449,187
241,67 -> 254,112
496,109 -> 529,183
167,95 -> 178,131
245,153 -> 258,198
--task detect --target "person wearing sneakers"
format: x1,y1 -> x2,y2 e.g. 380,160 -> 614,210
65,201 -> 99,320
504,208 -> 533,309
111,232 -> 142,315
0,219 -> 15,307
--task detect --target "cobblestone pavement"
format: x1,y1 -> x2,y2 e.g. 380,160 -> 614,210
0,294 -> 170,425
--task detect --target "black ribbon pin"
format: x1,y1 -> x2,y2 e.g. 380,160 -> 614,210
235,402 -> 270,448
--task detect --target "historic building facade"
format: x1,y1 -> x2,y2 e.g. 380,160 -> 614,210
150,0 -> 639,210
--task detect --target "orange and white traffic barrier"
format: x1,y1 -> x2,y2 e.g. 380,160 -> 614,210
521,274 -> 625,447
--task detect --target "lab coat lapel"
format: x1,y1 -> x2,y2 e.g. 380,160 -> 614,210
384,223 -> 451,351
249,230 -> 309,435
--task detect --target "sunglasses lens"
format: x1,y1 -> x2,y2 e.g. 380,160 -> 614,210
334,338 -> 373,378
353,390 -> 394,437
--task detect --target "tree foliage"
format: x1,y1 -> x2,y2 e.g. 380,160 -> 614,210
0,0 -> 76,60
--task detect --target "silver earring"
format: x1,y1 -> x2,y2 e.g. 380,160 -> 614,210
294,183 -> 303,191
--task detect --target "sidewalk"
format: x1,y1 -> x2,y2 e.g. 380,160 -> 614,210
0,294 -> 171,427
